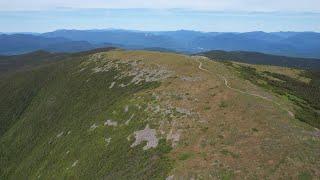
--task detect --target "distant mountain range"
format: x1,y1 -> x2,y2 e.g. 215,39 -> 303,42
0,34 -> 109,55
1,29 -> 320,58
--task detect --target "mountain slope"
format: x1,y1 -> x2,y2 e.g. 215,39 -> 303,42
199,50 -> 320,70
0,34 -> 101,55
0,50 -> 69,75
0,50 -> 173,179
1,50 -> 319,179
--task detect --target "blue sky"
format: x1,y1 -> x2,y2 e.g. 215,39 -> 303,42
0,0 -> 319,32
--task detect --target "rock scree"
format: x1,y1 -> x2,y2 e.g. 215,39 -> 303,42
130,124 -> 159,150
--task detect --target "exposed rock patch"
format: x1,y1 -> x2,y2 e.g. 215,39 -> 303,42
129,66 -> 173,84
166,175 -> 174,180
92,67 -> 110,73
125,114 -> 135,125
175,107 -> 192,116
56,132 -> 64,138
89,123 -> 98,131
313,130 -> 320,138
104,120 -> 118,127
146,103 -> 192,118
89,55 -> 174,86
131,125 -> 159,150
180,76 -> 202,82
124,105 -> 129,113
105,137 -> 112,145
167,129 -> 182,147
109,82 -> 115,89
119,83 -> 126,87
71,160 -> 79,167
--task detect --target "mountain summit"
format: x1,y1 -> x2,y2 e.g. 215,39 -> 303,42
1,49 -> 319,179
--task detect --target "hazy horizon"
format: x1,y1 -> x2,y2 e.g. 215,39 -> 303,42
1,9 -> 319,33
2,27 -> 320,34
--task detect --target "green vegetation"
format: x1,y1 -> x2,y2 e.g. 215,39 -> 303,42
0,52 -> 173,179
178,152 -> 193,161
0,50 -> 68,75
228,64 -> 320,128
298,171 -> 312,180
1,49 -> 319,179
220,149 -> 240,158
218,169 -> 234,180
204,106 -> 211,110
200,50 -> 320,70
219,101 -> 228,108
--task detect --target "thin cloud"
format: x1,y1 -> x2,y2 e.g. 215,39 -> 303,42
0,0 -> 319,12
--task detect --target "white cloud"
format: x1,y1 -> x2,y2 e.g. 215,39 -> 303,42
0,0 -> 319,12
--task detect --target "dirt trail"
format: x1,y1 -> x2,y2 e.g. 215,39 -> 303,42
195,57 -> 294,117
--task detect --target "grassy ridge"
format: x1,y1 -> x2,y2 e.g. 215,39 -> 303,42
225,62 -> 320,128
0,53 -> 173,179
1,49 -> 319,179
